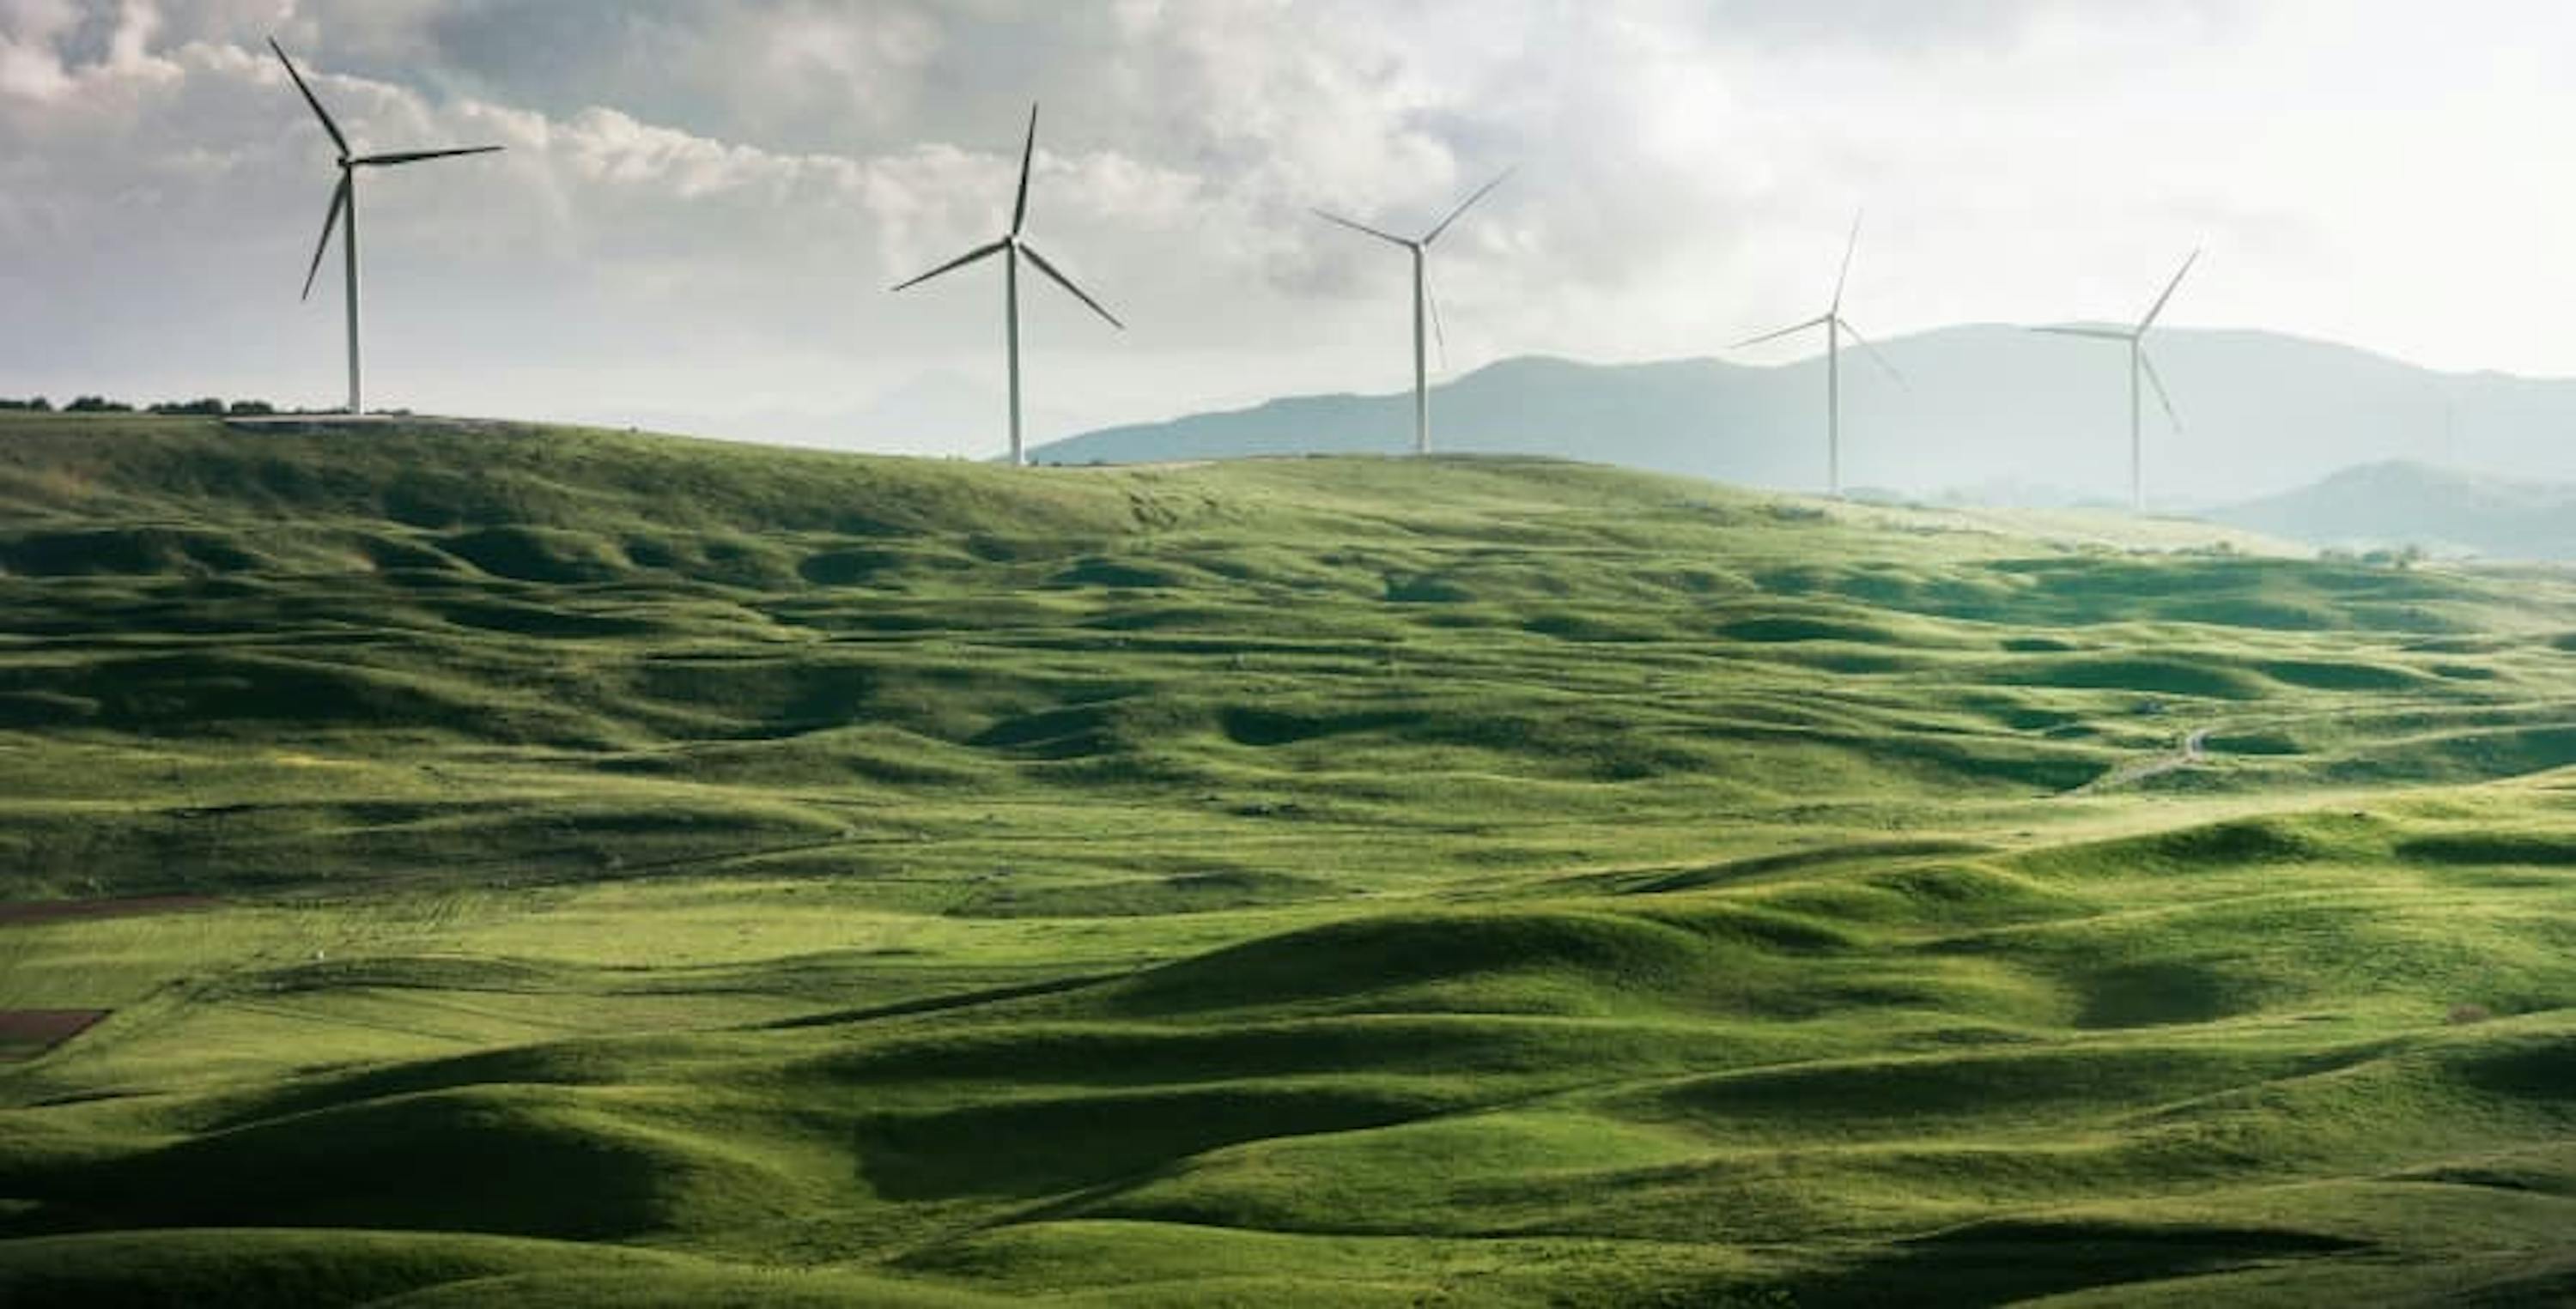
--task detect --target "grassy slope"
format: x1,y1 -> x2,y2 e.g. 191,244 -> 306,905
3,414 -> 2576,1305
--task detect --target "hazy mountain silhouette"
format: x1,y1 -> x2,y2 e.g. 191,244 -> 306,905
1034,325 -> 2575,505
2211,461 -> 2576,561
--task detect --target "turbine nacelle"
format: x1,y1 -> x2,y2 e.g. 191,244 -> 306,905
1315,167 -> 1513,255
1734,215 -> 1905,383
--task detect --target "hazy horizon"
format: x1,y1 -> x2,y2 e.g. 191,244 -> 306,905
10,1 -> 2576,459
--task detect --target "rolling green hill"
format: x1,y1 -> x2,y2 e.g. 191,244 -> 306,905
6,412 -> 2576,1306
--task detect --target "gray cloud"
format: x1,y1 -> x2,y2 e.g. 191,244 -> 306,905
3,1 -> 2568,459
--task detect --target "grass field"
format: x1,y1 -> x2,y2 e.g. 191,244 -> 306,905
3,412 -> 2574,1305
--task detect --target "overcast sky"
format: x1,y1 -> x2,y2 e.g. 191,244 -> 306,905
4,0 -> 2573,455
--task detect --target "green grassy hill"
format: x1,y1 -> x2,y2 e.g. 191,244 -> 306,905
5,413 -> 2576,1306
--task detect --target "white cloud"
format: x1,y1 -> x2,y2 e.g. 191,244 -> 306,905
6,0 -> 2576,460
0,0 -> 82,100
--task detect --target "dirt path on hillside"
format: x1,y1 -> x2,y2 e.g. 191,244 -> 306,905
2067,727 -> 2210,797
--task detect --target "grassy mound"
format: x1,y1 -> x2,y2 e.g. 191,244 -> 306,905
60,1087 -> 797,1239
1107,911 -> 1732,1017
6,413 -> 2576,1302
0,1229 -> 687,1309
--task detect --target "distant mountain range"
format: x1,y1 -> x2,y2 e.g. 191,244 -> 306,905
1033,326 -> 2576,507
2207,461 -> 2576,561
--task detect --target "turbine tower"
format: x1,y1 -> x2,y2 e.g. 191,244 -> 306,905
1315,171 -> 1512,456
890,104 -> 1122,467
1734,213 -> 1905,498
270,38 -> 503,416
2032,250 -> 2200,512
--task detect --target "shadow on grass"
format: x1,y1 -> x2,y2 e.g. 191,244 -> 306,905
1789,1218 -> 2368,1308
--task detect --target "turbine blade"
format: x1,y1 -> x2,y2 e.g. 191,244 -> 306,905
1019,242 -> 1124,330
2029,324 -> 2136,341
1734,313 -> 1832,350
355,146 -> 504,167
1010,103 -> 1038,237
1422,167 -> 1512,245
1315,209 -> 1411,248
2139,247 -> 2201,331
268,37 -> 348,157
889,239 -> 1008,292
301,175 -> 349,301
1831,210 -> 1862,312
2142,348 -> 2182,430
1838,318 -> 1907,389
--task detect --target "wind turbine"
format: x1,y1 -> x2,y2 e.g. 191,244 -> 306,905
1315,170 -> 1512,456
2033,249 -> 2200,512
1734,213 -> 1905,498
890,104 -> 1122,467
270,38 -> 503,416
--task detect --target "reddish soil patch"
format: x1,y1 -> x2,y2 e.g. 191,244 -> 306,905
0,894 -> 221,927
0,1009 -> 107,1060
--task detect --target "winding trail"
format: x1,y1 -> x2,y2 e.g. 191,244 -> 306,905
2069,726 -> 2211,796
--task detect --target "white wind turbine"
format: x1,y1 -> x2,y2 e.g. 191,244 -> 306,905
1315,171 -> 1512,456
2032,250 -> 2201,512
890,104 -> 1122,467
1735,213 -> 1905,498
270,38 -> 504,416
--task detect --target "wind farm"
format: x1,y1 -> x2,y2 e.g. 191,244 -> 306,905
15,8 -> 2576,1308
